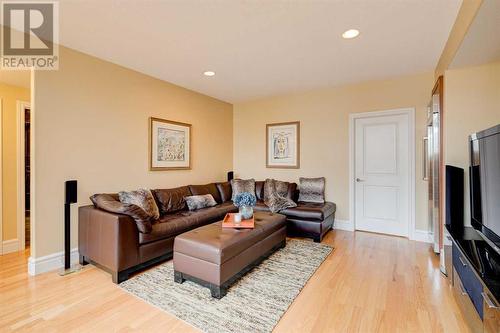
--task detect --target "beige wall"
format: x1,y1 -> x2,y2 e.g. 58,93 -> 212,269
0,82 -> 30,241
32,47 -> 233,258
234,72 -> 434,231
444,60 -> 500,225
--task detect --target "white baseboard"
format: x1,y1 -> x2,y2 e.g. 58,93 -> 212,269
28,248 -> 79,276
2,239 -> 20,254
333,220 -> 432,244
412,229 -> 433,243
334,219 -> 354,232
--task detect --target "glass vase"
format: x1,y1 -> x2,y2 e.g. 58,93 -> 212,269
239,205 -> 254,220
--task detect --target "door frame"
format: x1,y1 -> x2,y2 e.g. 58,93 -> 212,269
0,98 -> 3,254
349,108 -> 416,239
17,101 -> 30,250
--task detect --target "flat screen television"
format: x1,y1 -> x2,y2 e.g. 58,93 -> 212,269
470,124 -> 500,251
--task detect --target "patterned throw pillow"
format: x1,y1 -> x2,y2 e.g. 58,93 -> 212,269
263,178 -> 289,202
118,189 -> 160,220
184,194 -> 217,211
266,194 -> 297,213
263,179 -> 297,213
298,177 -> 325,203
231,179 -> 256,201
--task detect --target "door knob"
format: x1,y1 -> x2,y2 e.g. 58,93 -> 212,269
356,178 -> 364,182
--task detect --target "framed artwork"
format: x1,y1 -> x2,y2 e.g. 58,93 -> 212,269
149,117 -> 191,170
266,121 -> 300,169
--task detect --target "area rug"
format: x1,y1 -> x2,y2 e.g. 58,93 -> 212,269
120,239 -> 333,333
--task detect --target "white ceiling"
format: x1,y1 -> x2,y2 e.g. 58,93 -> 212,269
450,0 -> 500,69
56,1 -> 461,102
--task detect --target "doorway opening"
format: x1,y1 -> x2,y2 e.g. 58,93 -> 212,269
24,107 -> 30,247
17,101 -> 31,251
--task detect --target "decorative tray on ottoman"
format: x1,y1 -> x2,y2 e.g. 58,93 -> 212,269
222,213 -> 255,229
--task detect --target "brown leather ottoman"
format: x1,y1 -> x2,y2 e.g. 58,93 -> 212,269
173,211 -> 287,298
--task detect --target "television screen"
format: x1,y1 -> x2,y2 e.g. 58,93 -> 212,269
470,125 -> 500,245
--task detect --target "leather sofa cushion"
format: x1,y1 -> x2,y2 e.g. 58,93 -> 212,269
174,211 -> 287,265
189,183 -> 222,204
287,183 -> 298,200
281,201 -> 336,221
152,186 -> 191,215
90,193 -> 153,233
216,182 -> 232,202
254,200 -> 270,212
139,202 -> 237,244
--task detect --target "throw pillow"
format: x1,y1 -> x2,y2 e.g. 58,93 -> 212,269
230,179 -> 256,201
298,177 -> 325,203
90,193 -> 153,233
263,178 -> 289,202
184,194 -> 217,211
266,193 -> 297,213
118,189 -> 160,219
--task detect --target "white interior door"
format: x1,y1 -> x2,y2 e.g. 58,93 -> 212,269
354,112 -> 410,237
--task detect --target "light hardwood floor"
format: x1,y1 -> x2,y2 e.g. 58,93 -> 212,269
0,230 -> 470,332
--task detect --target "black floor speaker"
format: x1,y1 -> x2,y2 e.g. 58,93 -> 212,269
445,165 -> 464,230
60,180 -> 81,275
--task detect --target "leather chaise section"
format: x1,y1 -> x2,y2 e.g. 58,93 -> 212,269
281,201 -> 336,221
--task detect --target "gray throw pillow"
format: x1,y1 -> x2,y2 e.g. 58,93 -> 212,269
231,179 -> 256,201
263,178 -> 289,202
298,177 -> 325,203
184,194 -> 217,211
118,189 -> 160,220
266,193 -> 297,213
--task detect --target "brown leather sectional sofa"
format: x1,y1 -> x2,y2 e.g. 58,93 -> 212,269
78,180 -> 336,283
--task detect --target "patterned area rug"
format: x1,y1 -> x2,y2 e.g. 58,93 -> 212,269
120,239 -> 333,333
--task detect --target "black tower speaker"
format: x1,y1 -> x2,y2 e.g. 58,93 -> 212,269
227,171 -> 234,182
65,180 -> 78,204
62,180 -> 78,272
445,165 -> 464,230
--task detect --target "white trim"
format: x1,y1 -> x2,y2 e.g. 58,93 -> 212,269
349,108 -> 417,239
0,98 -> 3,254
413,229 -> 433,243
28,248 -> 79,276
17,101 -> 30,251
29,69 -> 35,257
2,239 -> 19,254
334,219 -> 354,232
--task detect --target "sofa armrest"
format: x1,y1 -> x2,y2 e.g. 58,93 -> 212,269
79,205 -> 140,273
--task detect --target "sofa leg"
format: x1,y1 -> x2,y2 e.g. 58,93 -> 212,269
174,271 -> 185,284
112,270 -> 129,284
79,255 -> 89,266
314,235 -> 322,243
210,284 -> 227,299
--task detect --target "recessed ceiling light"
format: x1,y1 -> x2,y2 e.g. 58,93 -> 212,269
203,71 -> 216,77
342,29 -> 360,39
